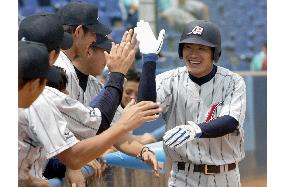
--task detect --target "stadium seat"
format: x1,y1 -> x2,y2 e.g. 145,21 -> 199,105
111,27 -> 125,43
50,0 -> 68,9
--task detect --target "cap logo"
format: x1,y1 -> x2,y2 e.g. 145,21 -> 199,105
20,37 -> 27,41
187,25 -> 204,35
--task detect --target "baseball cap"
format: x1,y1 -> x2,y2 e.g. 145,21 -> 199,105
58,2 -> 111,35
90,35 -> 112,52
18,13 -> 73,51
18,41 -> 57,81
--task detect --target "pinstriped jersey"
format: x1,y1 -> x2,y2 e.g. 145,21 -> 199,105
54,52 -> 104,106
43,86 -> 102,139
18,95 -> 79,178
157,66 -> 246,165
18,86 -> 103,178
54,51 -> 123,123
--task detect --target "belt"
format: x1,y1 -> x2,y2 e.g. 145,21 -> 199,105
177,162 -> 236,175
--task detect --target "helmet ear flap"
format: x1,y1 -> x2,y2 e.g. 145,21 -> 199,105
178,44 -> 184,59
213,47 -> 221,63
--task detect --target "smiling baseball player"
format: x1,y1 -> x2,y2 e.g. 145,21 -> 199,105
135,20 -> 246,187
54,3 -> 162,176
18,11 -> 161,183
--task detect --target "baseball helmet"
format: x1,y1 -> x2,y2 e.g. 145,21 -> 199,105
178,20 -> 221,62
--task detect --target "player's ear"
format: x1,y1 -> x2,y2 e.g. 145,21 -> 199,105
48,49 -> 60,65
87,46 -> 93,57
74,25 -> 83,37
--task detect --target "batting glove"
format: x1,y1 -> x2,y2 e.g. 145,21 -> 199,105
163,121 -> 202,148
134,20 -> 165,54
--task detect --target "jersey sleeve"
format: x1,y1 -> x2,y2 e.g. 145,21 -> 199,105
26,95 -> 79,159
219,75 -> 246,127
45,87 -> 102,139
156,72 -> 174,115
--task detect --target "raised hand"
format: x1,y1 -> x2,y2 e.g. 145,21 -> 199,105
134,20 -> 165,54
105,29 -> 137,75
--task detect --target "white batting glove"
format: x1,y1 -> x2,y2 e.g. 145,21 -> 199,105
134,20 -> 165,54
163,121 -> 202,148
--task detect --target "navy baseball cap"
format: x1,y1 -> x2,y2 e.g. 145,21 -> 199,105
58,2 -> 111,35
18,13 -> 73,51
19,41 -> 57,81
90,35 -> 112,52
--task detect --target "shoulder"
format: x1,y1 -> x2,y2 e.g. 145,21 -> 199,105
54,52 -> 73,70
88,75 -> 103,87
216,66 -> 246,91
43,86 -> 67,98
216,66 -> 244,82
156,66 -> 188,82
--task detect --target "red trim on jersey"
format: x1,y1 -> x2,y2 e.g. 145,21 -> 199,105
206,101 -> 224,123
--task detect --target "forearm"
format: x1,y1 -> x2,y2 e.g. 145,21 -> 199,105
57,124 -> 128,169
198,115 -> 239,138
137,54 -> 157,102
89,72 -> 124,134
114,133 -> 144,157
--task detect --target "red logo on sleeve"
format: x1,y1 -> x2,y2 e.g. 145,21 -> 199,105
206,101 -> 224,123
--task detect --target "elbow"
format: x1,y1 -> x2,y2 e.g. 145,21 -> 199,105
56,150 -> 84,170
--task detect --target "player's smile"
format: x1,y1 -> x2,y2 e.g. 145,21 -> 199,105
189,60 -> 201,64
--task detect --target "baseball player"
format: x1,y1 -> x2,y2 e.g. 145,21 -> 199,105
18,41 -> 53,187
18,40 -> 161,184
54,1 -> 161,177
135,20 -> 246,187
18,10 -> 161,183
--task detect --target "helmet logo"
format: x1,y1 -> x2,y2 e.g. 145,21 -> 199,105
187,25 -> 204,35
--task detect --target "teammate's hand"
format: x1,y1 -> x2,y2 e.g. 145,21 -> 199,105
141,149 -> 160,177
118,99 -> 162,131
163,121 -> 202,148
134,20 -> 165,54
105,29 -> 137,75
18,159 -> 51,187
86,159 -> 105,179
64,168 -> 85,187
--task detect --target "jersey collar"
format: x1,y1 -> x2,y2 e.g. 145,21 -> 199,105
188,65 -> 217,86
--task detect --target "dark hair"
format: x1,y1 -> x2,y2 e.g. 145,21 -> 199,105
18,78 -> 46,90
46,66 -> 68,92
125,69 -> 141,82
63,25 -> 89,35
48,47 -> 60,53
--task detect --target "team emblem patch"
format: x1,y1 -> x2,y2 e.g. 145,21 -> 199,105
89,108 -> 97,117
206,101 -> 224,123
187,25 -> 204,35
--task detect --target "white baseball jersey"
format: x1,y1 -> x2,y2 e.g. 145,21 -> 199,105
54,51 -> 123,123
54,52 -> 104,106
157,66 -> 246,165
18,96 -> 79,178
18,85 -> 104,178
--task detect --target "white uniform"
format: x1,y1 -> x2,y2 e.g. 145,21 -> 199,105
18,86 -> 103,178
54,52 -> 103,106
18,96 -> 79,178
54,51 -> 123,123
156,66 -> 246,187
